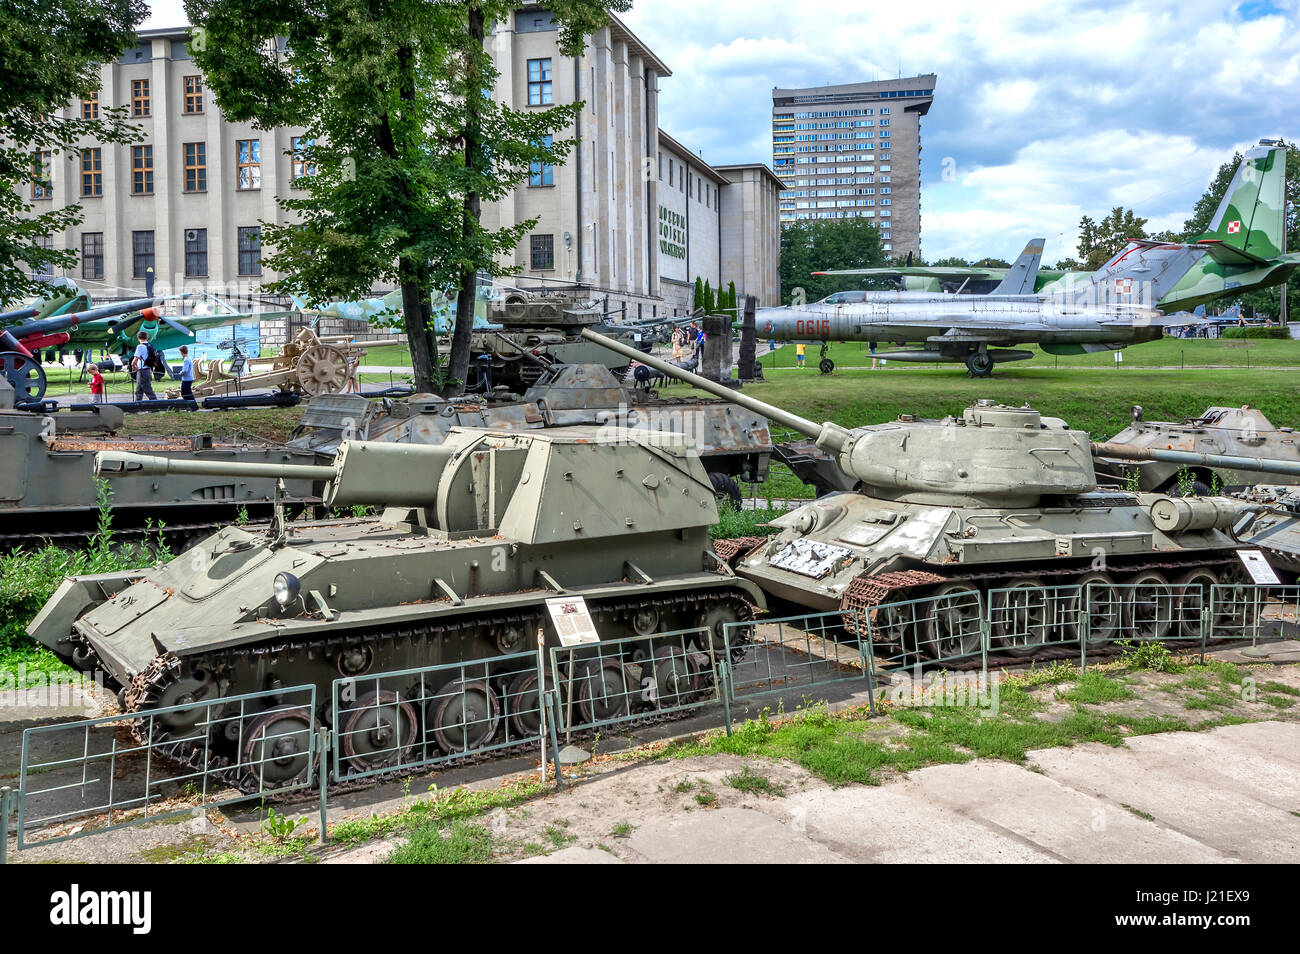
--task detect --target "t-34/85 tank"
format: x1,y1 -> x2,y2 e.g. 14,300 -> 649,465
580,328 -> 1300,659
27,427 -> 763,786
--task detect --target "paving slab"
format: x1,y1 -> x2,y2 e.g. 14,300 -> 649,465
626,806 -> 851,864
909,760 -> 1230,863
1030,723 -> 1300,862
779,785 -> 1060,864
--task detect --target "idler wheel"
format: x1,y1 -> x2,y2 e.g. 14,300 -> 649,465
1124,570 -> 1174,641
427,678 -> 501,753
989,577 -> 1049,657
242,707 -> 315,789
918,582 -> 983,660
340,690 -> 417,772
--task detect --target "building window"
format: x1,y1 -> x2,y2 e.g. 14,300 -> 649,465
31,150 -> 52,199
31,237 -> 54,279
529,233 -> 554,270
529,135 -> 554,186
81,233 -> 104,280
527,58 -> 552,105
81,93 -> 99,120
130,145 -> 153,194
183,142 -> 206,192
184,228 -> 207,277
668,159 -> 673,186
291,136 -> 316,182
80,148 -> 102,197
183,74 -> 203,113
132,230 -> 154,278
238,226 -> 262,276
131,78 -> 150,116
236,139 -> 261,190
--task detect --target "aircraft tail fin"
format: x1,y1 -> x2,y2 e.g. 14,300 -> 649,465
990,238 -> 1045,294
1070,240 -> 1208,306
1199,140 -> 1287,259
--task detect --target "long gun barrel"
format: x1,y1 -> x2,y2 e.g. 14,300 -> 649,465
579,327 -> 846,450
1091,441 -> 1300,480
94,441 -> 456,509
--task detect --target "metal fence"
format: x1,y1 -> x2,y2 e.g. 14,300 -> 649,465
330,650 -> 547,784
547,628 -> 721,738
722,611 -> 875,710
14,684 -> 316,852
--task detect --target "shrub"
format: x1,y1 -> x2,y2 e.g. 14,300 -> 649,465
1221,326 -> 1290,339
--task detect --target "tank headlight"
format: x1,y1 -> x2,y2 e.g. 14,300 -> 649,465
273,572 -> 301,606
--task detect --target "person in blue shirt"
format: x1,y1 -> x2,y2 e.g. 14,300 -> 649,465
132,331 -> 157,401
178,345 -> 195,402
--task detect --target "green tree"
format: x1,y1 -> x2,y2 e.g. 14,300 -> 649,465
186,0 -> 628,393
726,279 -> 737,314
779,218 -> 885,303
0,0 -> 145,304
693,276 -> 704,312
1076,207 -> 1149,270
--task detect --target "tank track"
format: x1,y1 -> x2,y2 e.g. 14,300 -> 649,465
120,589 -> 755,796
839,554 -> 1246,668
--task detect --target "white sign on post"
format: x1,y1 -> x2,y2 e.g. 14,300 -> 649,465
1114,351 -> 1123,364
545,596 -> 601,647
1236,549 -> 1281,585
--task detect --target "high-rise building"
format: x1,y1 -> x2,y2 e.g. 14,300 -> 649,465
772,75 -> 935,258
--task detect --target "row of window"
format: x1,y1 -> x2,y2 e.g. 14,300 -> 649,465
789,201 -> 892,210
31,138 -> 315,199
783,108 -> 891,119
101,227 -> 263,280
792,186 -> 891,196
78,77 -> 205,120
657,152 -> 717,208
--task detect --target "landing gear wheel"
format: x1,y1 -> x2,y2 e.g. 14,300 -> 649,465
990,577 -> 1049,656
0,351 -> 47,402
919,582 -> 983,659
819,357 -> 835,374
1072,572 -> 1121,647
965,351 -> 994,376
504,671 -> 546,739
340,690 -> 417,771
1125,570 -> 1174,640
1173,567 -> 1219,639
574,661 -> 629,725
295,344 -> 348,395
428,678 -> 501,753
242,707 -> 314,789
708,472 -> 742,505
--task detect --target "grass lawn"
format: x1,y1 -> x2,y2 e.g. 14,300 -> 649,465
758,335 -> 1300,371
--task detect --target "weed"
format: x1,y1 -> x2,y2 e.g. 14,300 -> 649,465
725,765 -> 788,797
1123,804 -> 1155,822
610,822 -> 633,838
1117,638 -> 1181,673
387,819 -> 493,864
1056,670 -> 1137,704
261,807 -> 307,843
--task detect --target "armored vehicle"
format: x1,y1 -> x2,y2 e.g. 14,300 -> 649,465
1095,405 -> 1300,494
580,328 -> 1300,659
28,427 -> 763,787
288,362 -> 771,501
0,377 -> 319,550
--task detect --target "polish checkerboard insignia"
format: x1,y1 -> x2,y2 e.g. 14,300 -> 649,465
1114,278 -> 1133,294
1227,220 -> 1241,233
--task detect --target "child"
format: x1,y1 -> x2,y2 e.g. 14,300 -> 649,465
796,342 -> 806,369
89,366 -> 105,403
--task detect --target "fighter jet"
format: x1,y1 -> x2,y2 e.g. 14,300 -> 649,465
821,140 -> 1299,312
760,141 -> 1295,375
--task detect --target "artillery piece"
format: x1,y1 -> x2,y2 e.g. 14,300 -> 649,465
175,327 -> 406,399
28,426 -> 763,788
580,328 -> 1300,659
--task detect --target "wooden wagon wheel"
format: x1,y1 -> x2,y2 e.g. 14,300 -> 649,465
294,344 -> 348,395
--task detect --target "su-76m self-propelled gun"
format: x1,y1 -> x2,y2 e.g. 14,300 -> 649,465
28,427 -> 763,787
580,328 -> 1300,659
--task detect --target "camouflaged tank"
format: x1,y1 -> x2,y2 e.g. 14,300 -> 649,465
580,328 -> 1300,659
27,426 -> 763,787
287,362 -> 771,501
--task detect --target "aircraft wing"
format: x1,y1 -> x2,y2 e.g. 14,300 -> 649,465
813,266 -> 1006,280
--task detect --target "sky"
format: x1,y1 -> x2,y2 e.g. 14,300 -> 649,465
143,0 -> 1300,262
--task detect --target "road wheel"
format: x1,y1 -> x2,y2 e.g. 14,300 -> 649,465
1124,570 -> 1174,640
427,678 -> 501,754
340,691 -> 417,772
1173,567 -> 1218,639
989,577 -> 1048,656
919,582 -> 983,659
242,707 -> 314,789
1070,572 -> 1121,647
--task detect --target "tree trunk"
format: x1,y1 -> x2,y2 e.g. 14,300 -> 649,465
443,6 -> 486,397
399,260 -> 437,389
